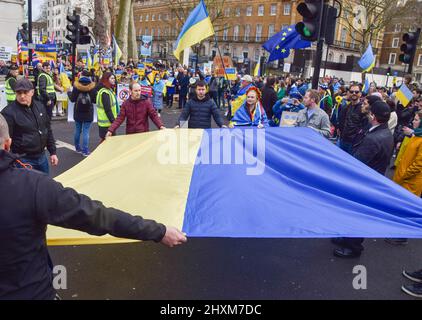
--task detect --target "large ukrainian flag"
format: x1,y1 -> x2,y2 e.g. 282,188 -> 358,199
173,0 -> 215,61
47,128 -> 422,245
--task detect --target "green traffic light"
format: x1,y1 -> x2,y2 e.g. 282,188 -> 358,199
303,27 -> 312,37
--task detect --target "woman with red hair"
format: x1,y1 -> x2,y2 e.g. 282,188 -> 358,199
96,72 -> 117,141
229,86 -> 268,128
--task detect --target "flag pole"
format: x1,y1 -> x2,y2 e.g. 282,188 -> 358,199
213,34 -> 231,91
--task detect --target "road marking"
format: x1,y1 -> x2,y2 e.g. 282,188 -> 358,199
56,140 -> 76,151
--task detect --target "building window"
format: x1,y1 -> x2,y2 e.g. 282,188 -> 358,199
271,4 -> 277,16
246,6 -> 252,16
234,25 -> 239,41
224,8 -> 230,17
258,5 -> 264,16
394,23 -> 401,32
256,24 -> 262,42
339,54 -> 344,63
235,8 -> 241,16
140,15 -> 143,22
244,25 -> 251,41
158,14 -> 161,21
151,28 -> 154,37
145,27 -> 149,35
418,54 -> 422,66
328,52 -> 333,62
152,14 -> 155,21
268,24 -> 275,38
146,14 -> 149,21
284,4 -> 291,15
223,25 -> 228,41
340,27 -> 347,44
233,46 -> 237,58
389,53 -> 396,65
157,28 -> 161,39
392,38 -> 399,48
57,19 -> 60,26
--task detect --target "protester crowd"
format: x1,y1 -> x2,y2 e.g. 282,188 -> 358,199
0,56 -> 421,299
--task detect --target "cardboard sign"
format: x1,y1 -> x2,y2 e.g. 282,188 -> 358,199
117,84 -> 130,105
0,46 -> 13,61
141,86 -> 153,97
280,111 -> 299,127
225,68 -> 237,81
213,56 -> 233,77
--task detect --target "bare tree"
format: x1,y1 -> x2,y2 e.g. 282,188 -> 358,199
340,0 -> 414,81
36,0 -> 48,22
115,0 -> 132,63
94,0 -> 112,50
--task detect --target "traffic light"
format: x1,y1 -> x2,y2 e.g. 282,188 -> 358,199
66,14 -> 80,44
399,29 -> 420,64
295,0 -> 323,41
79,25 -> 91,45
387,67 -> 392,76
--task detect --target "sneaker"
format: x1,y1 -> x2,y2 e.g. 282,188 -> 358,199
75,146 -> 82,153
403,269 -> 422,283
385,238 -> 409,246
401,283 -> 422,298
82,151 -> 90,157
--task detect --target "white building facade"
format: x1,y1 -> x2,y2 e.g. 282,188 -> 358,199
0,0 -> 25,49
46,0 -> 93,46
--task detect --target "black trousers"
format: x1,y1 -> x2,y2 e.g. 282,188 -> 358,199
179,93 -> 187,109
341,238 -> 364,253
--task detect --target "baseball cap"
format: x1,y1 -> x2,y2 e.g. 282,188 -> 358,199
14,78 -> 34,92
241,75 -> 253,83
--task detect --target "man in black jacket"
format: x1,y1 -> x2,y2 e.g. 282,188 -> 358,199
338,84 -> 368,154
176,80 -> 226,129
333,101 -> 393,258
261,77 -> 278,119
1,78 -> 58,174
0,113 -> 187,300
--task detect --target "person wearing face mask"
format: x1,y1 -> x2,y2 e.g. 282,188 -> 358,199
105,82 -> 165,139
229,86 -> 268,128
333,101 -> 393,258
96,72 -> 118,141
0,78 -> 58,174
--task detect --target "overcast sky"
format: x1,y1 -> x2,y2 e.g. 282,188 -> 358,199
31,0 -> 43,20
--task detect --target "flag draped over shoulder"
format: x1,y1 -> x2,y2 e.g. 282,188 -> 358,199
358,44 -> 376,73
263,25 -> 311,62
173,0 -> 215,61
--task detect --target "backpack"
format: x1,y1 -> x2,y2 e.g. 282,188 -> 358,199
76,91 -> 92,112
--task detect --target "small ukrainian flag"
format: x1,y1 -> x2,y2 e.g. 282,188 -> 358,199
396,83 -> 414,107
358,44 -> 376,73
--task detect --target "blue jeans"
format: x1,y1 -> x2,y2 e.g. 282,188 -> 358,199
18,153 -> 49,175
74,121 -> 92,153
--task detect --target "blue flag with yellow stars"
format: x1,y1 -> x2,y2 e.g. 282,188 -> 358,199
263,25 -> 311,62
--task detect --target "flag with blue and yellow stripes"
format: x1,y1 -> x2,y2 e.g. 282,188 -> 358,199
173,0 -> 215,61
47,128 -> 422,245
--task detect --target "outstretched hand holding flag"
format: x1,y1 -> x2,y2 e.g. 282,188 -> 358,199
173,0 -> 215,61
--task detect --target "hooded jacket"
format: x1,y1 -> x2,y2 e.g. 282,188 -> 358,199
108,96 -> 163,134
1,99 -> 56,157
68,80 -> 97,122
0,149 -> 166,299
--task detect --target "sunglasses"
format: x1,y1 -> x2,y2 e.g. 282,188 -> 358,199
349,90 -> 360,94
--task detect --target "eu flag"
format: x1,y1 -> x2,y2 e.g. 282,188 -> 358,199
263,25 -> 311,62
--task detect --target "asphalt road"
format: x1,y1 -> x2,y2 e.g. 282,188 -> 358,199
47,108 -> 422,300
